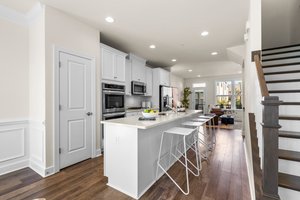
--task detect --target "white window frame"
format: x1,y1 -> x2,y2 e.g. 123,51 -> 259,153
215,80 -> 242,110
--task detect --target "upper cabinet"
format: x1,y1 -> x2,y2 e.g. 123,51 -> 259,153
130,54 -> 146,83
145,67 -> 153,96
153,68 -> 170,86
101,43 -> 127,83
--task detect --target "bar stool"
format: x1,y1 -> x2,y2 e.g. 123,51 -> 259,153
181,121 -> 205,170
192,118 -> 211,158
198,114 -> 217,146
156,126 -> 198,195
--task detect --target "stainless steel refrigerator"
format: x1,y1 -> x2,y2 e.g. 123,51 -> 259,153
159,85 -> 176,112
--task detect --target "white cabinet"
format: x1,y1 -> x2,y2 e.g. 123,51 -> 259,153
158,68 -> 170,86
101,43 -> 127,83
125,59 -> 132,95
151,68 -> 171,109
145,67 -> 153,96
130,54 -> 146,83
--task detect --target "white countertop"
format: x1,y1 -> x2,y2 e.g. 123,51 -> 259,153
101,110 -> 201,129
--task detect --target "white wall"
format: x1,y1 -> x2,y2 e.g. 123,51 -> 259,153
0,18 -> 29,120
244,0 -> 262,199
0,16 -> 30,175
44,5 -> 101,167
170,74 -> 184,101
262,0 -> 300,48
28,6 -> 47,176
184,74 -> 242,111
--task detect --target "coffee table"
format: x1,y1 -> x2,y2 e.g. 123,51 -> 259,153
220,115 -> 234,125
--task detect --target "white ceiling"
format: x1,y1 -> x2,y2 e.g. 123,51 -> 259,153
0,0 -> 37,13
1,0 -> 249,78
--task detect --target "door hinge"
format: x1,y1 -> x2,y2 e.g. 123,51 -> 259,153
59,61 -> 62,68
59,104 -> 62,110
59,148 -> 62,154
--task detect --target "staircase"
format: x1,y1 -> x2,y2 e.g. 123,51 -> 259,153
262,44 -> 300,199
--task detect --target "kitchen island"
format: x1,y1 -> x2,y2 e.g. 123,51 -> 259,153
101,110 -> 201,199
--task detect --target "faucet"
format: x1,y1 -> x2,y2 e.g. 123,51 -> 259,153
166,105 -> 177,113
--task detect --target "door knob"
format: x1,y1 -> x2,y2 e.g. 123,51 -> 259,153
86,112 -> 93,116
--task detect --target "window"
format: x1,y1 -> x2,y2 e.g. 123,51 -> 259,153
193,83 -> 206,88
216,80 -> 242,109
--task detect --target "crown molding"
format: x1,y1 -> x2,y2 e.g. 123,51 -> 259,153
0,2 -> 44,26
0,5 -> 28,26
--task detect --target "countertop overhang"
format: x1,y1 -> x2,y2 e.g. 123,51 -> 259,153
101,110 -> 201,129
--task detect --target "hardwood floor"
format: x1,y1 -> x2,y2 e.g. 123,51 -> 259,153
0,129 -> 250,200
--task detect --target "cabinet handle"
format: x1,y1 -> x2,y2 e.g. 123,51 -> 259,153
114,77 -> 117,79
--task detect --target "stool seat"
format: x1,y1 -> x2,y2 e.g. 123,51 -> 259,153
165,127 -> 195,136
193,118 -> 209,122
182,121 -> 205,127
198,115 -> 213,119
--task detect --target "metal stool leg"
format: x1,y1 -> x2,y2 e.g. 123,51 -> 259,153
156,132 -> 165,180
157,132 -> 192,195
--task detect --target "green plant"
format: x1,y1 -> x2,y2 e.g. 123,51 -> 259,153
181,87 -> 192,108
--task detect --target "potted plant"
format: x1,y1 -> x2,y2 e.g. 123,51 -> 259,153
181,87 -> 192,109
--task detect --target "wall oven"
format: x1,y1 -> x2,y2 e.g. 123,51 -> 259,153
101,83 -> 126,153
102,83 -> 125,116
131,81 -> 146,95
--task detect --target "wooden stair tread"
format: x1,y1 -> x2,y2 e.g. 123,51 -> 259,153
279,115 -> 300,120
281,102 -> 300,106
266,79 -> 300,83
279,149 -> 300,162
279,131 -> 300,139
262,49 -> 300,56
279,173 -> 300,191
269,90 -> 300,93
264,70 -> 300,75
263,44 -> 300,51
262,55 -> 300,62
262,62 -> 300,68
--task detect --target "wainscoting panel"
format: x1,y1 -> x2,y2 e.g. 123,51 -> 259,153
0,120 -> 29,175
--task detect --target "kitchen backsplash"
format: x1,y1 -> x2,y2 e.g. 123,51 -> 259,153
125,96 -> 151,108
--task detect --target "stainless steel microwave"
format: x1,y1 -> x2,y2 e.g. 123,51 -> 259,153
131,81 -> 146,95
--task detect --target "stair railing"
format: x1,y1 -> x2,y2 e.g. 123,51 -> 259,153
252,51 -> 281,200
253,53 -> 269,97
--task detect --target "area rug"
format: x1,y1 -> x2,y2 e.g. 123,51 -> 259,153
207,121 -> 242,130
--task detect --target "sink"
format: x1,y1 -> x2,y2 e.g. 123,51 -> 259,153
158,112 -> 168,116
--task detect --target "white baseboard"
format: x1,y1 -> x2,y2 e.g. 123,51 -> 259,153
243,142 -> 255,200
0,159 -> 29,176
30,159 -> 54,177
95,148 -> 102,157
45,166 -> 55,177
29,159 -> 45,177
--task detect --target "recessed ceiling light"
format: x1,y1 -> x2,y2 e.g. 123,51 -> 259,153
238,71 -> 242,74
211,52 -> 218,55
197,75 -> 201,77
105,16 -> 114,23
149,45 -> 156,49
201,31 -> 209,36
172,59 -> 177,62
188,69 -> 193,72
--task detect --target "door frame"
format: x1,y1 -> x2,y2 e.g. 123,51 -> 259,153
53,46 -> 96,173
192,87 -> 206,113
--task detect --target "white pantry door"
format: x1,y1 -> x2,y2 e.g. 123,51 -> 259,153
59,52 -> 92,169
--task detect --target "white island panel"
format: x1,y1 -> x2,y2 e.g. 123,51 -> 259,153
102,110 -> 201,199
104,124 -> 138,198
